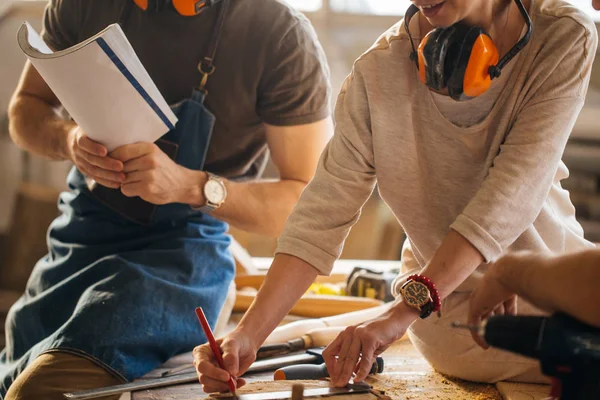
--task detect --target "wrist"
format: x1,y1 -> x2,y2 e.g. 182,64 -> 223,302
391,300 -> 421,323
62,125 -> 78,162
184,170 -> 208,206
234,323 -> 264,353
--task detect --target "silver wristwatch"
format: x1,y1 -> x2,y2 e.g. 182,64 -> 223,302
195,172 -> 227,213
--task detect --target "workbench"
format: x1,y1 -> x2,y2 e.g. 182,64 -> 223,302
130,257 -> 551,399
132,339 -> 505,400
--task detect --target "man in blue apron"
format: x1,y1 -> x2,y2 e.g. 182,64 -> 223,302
1,0 -> 333,398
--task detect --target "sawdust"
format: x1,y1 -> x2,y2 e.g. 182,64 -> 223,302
366,373 -> 502,400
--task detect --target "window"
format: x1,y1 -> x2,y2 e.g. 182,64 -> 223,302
330,0 -> 409,15
284,0 -> 600,20
285,0 -> 322,12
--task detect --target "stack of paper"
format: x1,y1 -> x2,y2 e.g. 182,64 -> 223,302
17,22 -> 177,151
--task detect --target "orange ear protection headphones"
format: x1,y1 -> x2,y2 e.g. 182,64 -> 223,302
133,0 -> 221,16
404,0 -> 532,101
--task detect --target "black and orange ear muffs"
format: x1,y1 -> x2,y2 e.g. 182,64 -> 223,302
133,0 -> 221,16
405,0 -> 532,101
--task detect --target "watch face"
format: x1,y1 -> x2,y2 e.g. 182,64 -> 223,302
204,179 -> 226,204
403,281 -> 430,307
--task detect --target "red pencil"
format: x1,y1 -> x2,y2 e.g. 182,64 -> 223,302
195,307 -> 237,395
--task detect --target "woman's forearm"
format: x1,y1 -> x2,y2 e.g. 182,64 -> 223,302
420,229 -> 485,299
235,254 -> 319,348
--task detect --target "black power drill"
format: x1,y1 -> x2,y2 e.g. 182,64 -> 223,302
455,313 -> 600,399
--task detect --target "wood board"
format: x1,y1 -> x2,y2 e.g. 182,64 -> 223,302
133,340 -> 502,400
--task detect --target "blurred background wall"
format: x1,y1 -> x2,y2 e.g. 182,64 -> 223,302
1,0 -> 600,267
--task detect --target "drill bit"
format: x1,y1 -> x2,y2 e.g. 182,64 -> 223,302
451,321 -> 486,337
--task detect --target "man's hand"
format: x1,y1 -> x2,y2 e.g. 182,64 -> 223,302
468,257 -> 522,349
323,302 -> 418,387
193,330 -> 258,393
67,127 -> 125,189
111,142 -> 205,205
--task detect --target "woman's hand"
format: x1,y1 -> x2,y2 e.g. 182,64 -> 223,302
323,302 -> 419,387
193,329 -> 258,393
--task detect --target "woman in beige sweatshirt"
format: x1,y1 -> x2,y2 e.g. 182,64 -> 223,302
195,0 -> 598,391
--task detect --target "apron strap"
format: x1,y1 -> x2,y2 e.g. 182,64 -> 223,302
198,0 -> 230,92
119,1 -> 133,30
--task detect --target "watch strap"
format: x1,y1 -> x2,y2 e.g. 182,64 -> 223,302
402,274 -> 441,319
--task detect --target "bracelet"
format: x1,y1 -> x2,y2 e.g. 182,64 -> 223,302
407,274 -> 441,318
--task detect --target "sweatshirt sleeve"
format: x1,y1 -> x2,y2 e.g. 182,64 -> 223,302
450,20 -> 597,262
275,64 -> 377,275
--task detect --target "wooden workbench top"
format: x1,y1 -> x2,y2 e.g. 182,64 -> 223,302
133,339 -> 502,400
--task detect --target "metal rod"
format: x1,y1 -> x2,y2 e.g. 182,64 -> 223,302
160,364 -> 194,377
64,372 -> 199,399
450,322 -> 480,330
451,321 -> 486,337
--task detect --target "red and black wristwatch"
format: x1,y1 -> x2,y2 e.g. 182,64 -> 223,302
398,274 -> 441,319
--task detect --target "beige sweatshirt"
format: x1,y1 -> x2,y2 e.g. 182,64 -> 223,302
276,0 -> 598,293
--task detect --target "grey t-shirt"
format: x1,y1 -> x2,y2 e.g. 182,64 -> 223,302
42,0 -> 331,180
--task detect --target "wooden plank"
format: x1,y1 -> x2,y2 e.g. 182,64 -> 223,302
496,382 -> 550,400
234,292 -> 383,318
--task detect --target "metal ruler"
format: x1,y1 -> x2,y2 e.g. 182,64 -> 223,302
64,352 -> 322,399
212,383 -> 373,400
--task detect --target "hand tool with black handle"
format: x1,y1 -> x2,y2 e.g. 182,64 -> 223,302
274,355 -> 384,381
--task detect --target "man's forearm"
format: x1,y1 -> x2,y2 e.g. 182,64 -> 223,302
492,249 -> 600,327
185,171 -> 306,237
9,94 -> 74,160
236,254 -> 319,347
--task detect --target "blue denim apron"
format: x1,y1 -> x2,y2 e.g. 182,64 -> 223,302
0,3 -> 233,396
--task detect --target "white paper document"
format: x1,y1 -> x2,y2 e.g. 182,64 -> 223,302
17,22 -> 178,151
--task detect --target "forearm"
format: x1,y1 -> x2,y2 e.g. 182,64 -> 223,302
420,229 -> 485,300
493,250 -> 600,327
184,171 -> 307,237
8,93 -> 74,161
236,254 -> 319,347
